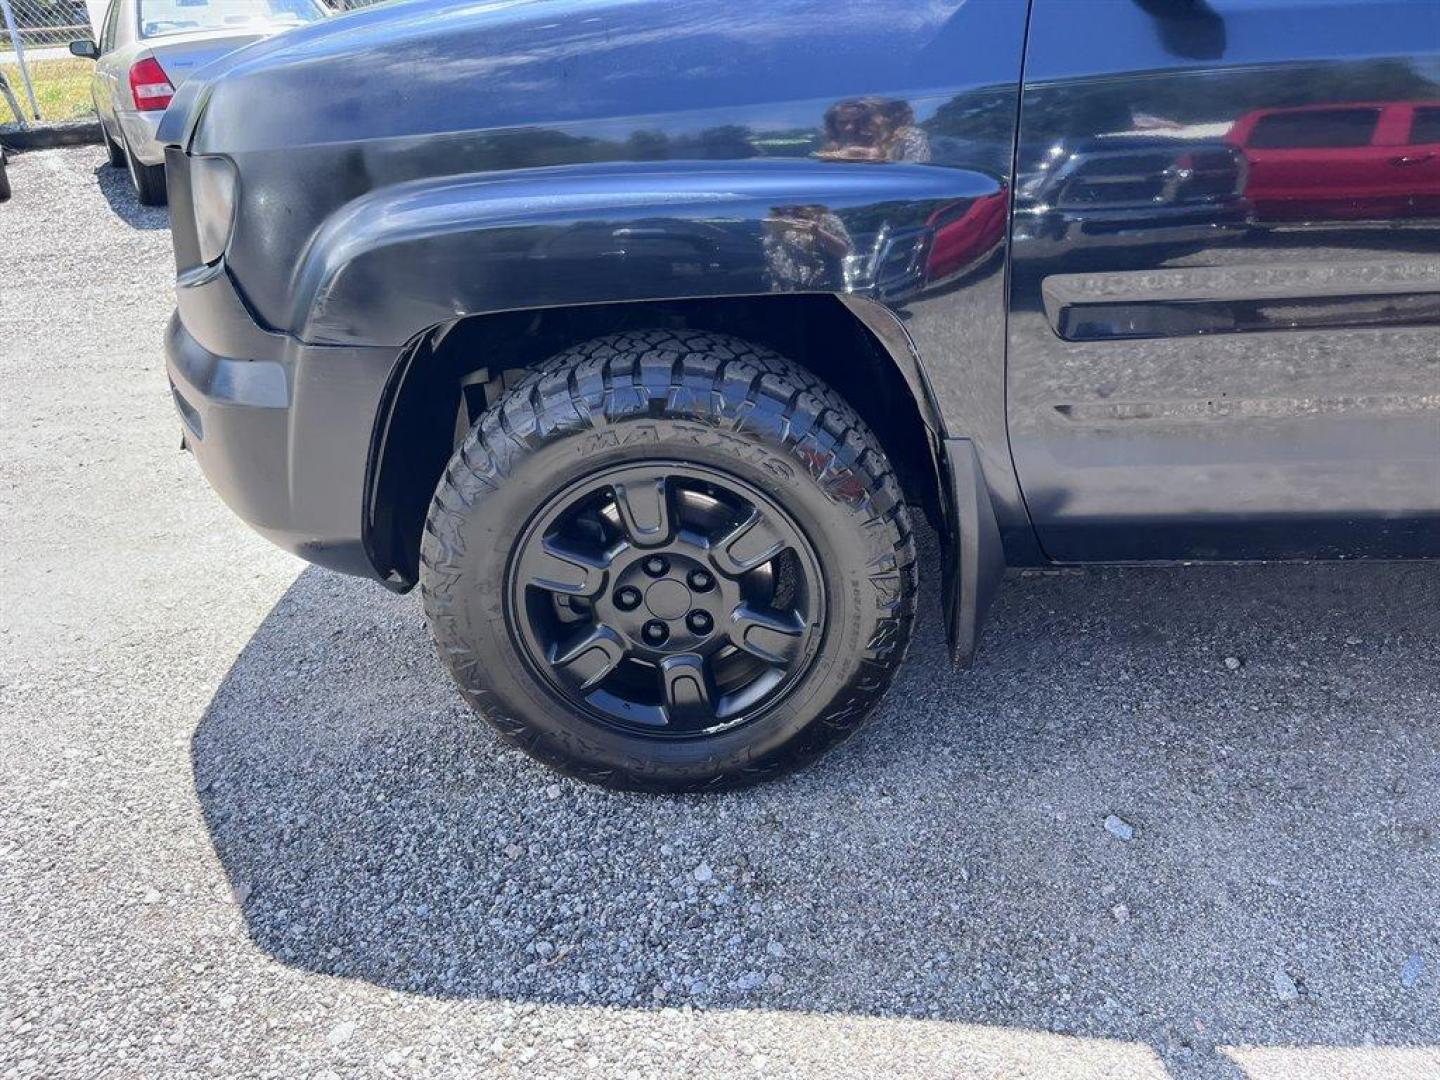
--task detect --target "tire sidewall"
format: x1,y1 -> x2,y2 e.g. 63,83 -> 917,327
127,147 -> 165,205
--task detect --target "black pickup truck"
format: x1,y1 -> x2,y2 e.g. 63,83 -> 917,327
158,0 -> 1440,790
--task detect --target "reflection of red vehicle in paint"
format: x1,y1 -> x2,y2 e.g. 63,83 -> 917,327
846,185 -> 1008,302
1228,102 -> 1440,222
924,188 -> 1009,283
849,187 -> 1009,302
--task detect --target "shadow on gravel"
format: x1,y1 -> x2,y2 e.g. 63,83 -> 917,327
94,162 -> 169,230
192,542 -> 1439,1079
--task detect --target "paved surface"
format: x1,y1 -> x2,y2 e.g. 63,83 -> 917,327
2,147 -> 1438,1080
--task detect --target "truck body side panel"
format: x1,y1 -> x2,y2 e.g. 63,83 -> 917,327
1009,0 -> 1440,561
164,0 -> 1039,562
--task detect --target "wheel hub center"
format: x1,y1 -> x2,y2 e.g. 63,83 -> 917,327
644,578 -> 692,620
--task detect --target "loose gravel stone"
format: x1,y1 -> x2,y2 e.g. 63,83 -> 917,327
1401,954 -> 1424,989
1103,815 -> 1135,841
1272,970 -> 1301,1003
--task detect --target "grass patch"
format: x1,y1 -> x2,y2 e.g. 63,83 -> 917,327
2,58 -> 95,122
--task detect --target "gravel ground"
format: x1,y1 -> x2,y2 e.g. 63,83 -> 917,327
2,146 -> 1438,1080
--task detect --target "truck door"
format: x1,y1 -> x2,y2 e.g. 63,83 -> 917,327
1007,0 -> 1440,561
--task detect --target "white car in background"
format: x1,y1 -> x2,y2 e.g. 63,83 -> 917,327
70,0 -> 328,205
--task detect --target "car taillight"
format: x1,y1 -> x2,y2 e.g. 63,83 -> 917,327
129,57 -> 174,112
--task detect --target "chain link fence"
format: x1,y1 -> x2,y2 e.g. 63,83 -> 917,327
2,0 -> 95,123
1,0 -> 381,127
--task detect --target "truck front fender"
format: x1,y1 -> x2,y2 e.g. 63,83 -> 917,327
291,159 -> 1003,348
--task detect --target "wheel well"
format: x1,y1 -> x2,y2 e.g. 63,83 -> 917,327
366,295 -> 944,587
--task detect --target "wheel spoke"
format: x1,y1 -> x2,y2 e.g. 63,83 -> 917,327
612,477 -> 673,547
550,624 -> 627,690
729,604 -> 806,665
518,535 -> 611,597
709,507 -> 786,577
660,653 -> 712,722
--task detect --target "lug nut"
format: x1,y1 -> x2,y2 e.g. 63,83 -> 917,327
643,620 -> 670,646
614,586 -> 642,610
687,569 -> 714,591
643,556 -> 669,577
687,610 -> 713,634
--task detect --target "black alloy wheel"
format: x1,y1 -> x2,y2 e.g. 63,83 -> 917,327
507,462 -> 825,737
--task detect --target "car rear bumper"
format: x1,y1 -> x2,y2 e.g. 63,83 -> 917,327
164,264 -> 404,580
117,108 -> 165,166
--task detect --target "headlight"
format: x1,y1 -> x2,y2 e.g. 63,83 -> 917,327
190,155 -> 239,265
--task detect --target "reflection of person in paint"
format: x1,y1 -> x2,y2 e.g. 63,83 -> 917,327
816,97 -> 932,163
764,100 -> 931,291
762,205 -> 853,290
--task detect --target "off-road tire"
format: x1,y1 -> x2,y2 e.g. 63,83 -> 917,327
420,329 -> 918,791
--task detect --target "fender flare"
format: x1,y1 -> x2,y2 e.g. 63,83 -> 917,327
841,298 -> 1007,666
289,158 -> 1003,347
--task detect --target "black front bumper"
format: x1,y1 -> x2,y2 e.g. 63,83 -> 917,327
164,264 -> 403,580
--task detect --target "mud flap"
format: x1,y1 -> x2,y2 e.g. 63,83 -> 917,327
942,438 -> 1005,667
